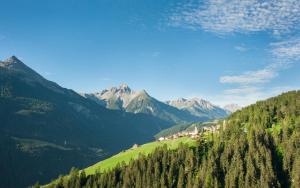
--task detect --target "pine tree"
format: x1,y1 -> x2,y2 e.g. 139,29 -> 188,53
177,165 -> 185,188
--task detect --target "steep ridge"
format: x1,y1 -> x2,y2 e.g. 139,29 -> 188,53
125,90 -> 205,123
0,56 -> 171,188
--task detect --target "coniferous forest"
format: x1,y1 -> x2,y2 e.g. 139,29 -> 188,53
44,91 -> 300,188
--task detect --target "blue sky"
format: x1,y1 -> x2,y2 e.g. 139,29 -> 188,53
0,0 -> 300,106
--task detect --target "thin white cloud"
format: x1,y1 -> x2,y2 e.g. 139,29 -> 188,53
210,86 -> 299,106
271,37 -> 300,62
221,37 -> 300,85
169,0 -> 300,35
167,0 -> 300,105
220,68 -> 276,85
234,45 -> 247,52
224,86 -> 259,95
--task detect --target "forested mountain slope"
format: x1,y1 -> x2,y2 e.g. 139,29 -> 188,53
0,56 -> 171,188
45,90 -> 300,188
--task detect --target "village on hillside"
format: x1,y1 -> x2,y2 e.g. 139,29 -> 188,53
157,120 -> 227,141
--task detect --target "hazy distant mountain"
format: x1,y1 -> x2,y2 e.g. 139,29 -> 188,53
0,56 -> 171,188
83,85 -> 210,124
223,104 -> 242,113
166,97 -> 228,119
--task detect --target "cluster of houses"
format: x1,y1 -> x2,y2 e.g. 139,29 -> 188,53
157,121 -> 224,141
157,126 -> 200,141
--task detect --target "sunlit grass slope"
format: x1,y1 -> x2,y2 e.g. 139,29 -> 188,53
84,137 -> 197,175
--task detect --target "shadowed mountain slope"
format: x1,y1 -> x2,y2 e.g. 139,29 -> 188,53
0,56 -> 171,188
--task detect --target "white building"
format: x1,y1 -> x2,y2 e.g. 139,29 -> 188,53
189,127 -> 199,136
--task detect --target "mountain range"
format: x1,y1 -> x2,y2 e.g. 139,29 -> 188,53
0,56 -> 172,187
0,56 -> 234,187
82,85 -> 229,124
166,97 -> 229,120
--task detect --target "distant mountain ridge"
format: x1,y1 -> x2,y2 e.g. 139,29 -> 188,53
223,103 -> 242,113
82,85 -> 229,124
166,97 -> 229,119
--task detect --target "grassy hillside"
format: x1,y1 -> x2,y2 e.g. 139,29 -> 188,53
84,137 -> 197,175
42,137 -> 197,187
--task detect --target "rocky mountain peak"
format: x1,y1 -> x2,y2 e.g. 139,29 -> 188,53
167,97 -> 214,109
1,56 -> 23,67
84,84 -> 147,109
190,97 -> 214,109
178,98 -> 188,102
119,83 -> 131,93
166,97 -> 186,104
6,55 -> 21,63
105,84 -> 132,95
0,56 -> 38,77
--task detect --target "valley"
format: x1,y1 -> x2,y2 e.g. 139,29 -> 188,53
0,56 -> 230,187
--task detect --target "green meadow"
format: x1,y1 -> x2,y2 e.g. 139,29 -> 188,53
84,137 -> 197,175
